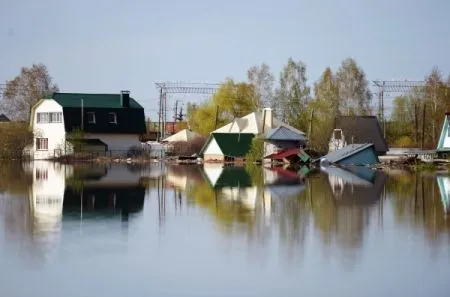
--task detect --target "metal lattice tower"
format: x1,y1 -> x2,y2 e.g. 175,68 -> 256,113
372,80 -> 440,138
155,82 -> 220,140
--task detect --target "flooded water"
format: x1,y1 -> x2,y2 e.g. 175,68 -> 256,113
0,161 -> 449,297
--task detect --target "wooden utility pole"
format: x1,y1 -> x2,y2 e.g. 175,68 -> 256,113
214,105 -> 219,129
308,108 -> 315,149
422,103 -> 426,149
415,103 -> 419,147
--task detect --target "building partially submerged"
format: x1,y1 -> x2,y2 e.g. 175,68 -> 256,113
329,116 -> 388,156
321,143 -> 379,166
201,108 -> 308,162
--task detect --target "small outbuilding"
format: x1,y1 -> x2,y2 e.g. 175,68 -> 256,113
329,116 -> 388,156
200,133 -> 255,162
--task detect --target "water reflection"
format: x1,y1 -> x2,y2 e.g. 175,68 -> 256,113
1,161 -> 450,296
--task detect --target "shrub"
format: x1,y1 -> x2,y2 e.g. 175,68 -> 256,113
394,136 -> 414,148
0,122 -> 33,159
169,136 -> 207,156
245,137 -> 264,163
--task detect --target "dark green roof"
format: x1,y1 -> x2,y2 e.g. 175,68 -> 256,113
51,93 -> 143,109
47,92 -> 146,134
202,133 -> 255,157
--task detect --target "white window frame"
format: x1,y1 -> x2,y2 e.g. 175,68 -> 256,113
36,138 -> 48,151
87,112 -> 96,124
37,112 -> 62,123
108,112 -> 117,124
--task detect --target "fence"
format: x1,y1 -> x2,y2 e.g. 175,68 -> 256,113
19,146 -> 166,161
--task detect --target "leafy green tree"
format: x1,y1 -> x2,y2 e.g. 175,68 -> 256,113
275,58 -> 311,130
336,58 -> 372,116
1,63 -> 59,121
187,79 -> 259,135
307,67 -> 340,152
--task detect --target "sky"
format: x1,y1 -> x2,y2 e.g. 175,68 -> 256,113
1,0 -> 450,119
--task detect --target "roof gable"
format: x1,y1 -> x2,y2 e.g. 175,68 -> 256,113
210,133 -> 255,157
265,126 -> 307,141
334,116 -> 388,154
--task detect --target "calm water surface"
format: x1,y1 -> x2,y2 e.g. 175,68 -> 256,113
0,161 -> 449,297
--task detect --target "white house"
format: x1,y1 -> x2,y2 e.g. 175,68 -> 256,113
201,107 -> 307,162
27,91 -> 146,160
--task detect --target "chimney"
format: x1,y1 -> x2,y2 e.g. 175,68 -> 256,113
120,90 -> 130,108
263,107 -> 273,133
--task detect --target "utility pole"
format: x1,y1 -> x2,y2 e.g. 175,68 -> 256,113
422,103 -> 426,149
308,108 -> 314,150
173,100 -> 179,134
214,105 -> 219,129
415,103 -> 419,147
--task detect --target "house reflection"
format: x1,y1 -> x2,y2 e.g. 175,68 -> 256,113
436,174 -> 450,215
24,162 -> 147,249
314,166 -> 386,267
62,164 -> 146,221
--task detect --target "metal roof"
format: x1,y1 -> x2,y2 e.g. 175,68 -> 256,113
322,143 -> 374,164
265,126 -> 307,141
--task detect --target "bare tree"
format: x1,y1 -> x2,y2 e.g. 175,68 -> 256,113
1,63 -> 59,121
247,63 -> 275,109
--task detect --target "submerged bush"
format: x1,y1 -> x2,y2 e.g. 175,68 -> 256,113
0,122 -> 33,159
245,137 -> 264,163
169,136 -> 207,156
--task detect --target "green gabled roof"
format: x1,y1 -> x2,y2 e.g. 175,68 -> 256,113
204,133 -> 255,157
50,93 -> 143,109
42,92 -> 146,134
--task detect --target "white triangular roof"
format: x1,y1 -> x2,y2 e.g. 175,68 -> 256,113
162,129 -> 199,142
212,110 -> 307,136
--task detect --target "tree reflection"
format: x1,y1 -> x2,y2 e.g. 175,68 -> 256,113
385,170 -> 450,244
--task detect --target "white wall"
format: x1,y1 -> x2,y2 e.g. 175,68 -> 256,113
203,138 -> 223,157
443,134 -> 450,148
32,100 -> 66,160
30,161 -> 73,218
84,133 -> 141,153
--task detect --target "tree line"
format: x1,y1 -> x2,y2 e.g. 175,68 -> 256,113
188,57 -> 372,152
2,62 -> 449,153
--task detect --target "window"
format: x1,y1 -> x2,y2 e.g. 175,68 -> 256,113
108,112 -> 117,124
87,112 -> 96,124
37,112 -> 62,123
36,138 -> 48,150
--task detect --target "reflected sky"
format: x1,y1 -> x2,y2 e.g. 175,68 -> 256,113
0,162 -> 449,297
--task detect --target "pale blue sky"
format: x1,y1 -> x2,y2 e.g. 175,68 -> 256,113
1,0 -> 450,119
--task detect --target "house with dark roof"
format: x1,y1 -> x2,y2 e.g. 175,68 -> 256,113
0,113 -> 10,122
28,91 -> 146,160
329,116 -> 388,156
200,133 -> 255,162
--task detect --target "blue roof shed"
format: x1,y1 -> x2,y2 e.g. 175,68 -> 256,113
321,143 -> 379,166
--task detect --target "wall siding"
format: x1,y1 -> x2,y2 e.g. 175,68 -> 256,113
32,100 -> 66,160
